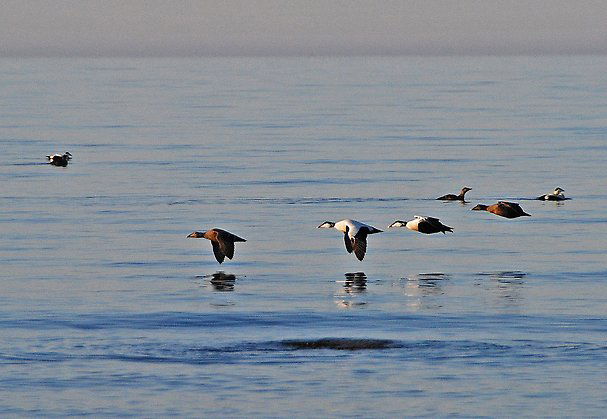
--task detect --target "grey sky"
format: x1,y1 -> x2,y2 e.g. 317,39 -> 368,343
1,0 -> 606,56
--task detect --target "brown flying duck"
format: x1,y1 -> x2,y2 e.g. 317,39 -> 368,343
46,152 -> 72,167
536,187 -> 568,201
436,187 -> 471,201
389,216 -> 453,234
187,228 -> 246,264
318,219 -> 382,261
471,201 -> 531,218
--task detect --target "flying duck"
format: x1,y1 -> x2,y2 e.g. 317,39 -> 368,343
436,187 -> 472,201
318,219 -> 382,261
187,228 -> 246,264
389,216 -> 453,234
536,187 -> 568,201
471,201 -> 531,218
46,151 -> 72,167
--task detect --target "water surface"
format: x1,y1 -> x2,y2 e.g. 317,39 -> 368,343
1,56 -> 607,417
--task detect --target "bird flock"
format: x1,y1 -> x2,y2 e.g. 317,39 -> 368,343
47,153 -> 568,263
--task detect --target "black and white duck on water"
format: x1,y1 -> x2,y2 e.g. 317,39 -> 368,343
317,219 -> 382,261
46,152 -> 72,167
536,187 -> 568,201
389,216 -> 453,234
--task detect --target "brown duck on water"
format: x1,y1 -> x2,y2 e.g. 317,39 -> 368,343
436,187 -> 472,201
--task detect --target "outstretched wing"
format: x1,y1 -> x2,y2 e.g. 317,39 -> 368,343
219,239 -> 235,260
215,230 -> 246,260
352,229 -> 369,261
343,230 -> 353,253
499,201 -> 527,214
499,201 -> 519,209
211,240 -> 226,263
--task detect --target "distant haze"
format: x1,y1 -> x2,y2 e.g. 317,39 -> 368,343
2,0 -> 606,56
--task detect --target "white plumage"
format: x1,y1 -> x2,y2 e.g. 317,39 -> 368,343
318,219 -> 382,261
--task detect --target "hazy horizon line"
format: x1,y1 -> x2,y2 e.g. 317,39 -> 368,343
3,50 -> 607,59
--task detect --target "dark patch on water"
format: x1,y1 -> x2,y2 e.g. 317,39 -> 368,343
281,338 -> 395,350
477,271 -> 527,280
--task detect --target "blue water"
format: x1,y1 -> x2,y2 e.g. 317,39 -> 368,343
1,56 -> 607,416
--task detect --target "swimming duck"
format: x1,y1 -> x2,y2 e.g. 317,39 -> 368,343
536,187 -> 567,201
471,201 -> 531,218
317,219 -> 382,261
436,187 -> 472,201
389,216 -> 453,234
187,228 -> 246,264
46,151 -> 72,167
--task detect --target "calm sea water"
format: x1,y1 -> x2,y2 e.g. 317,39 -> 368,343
1,56 -> 606,417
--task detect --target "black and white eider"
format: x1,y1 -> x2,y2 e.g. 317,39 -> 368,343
471,201 -> 531,218
536,187 -> 568,201
389,216 -> 453,234
46,152 -> 72,167
317,219 -> 382,261
436,187 -> 472,201
187,228 -> 246,264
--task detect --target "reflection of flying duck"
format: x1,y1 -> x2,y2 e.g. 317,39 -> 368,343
318,219 -> 382,261
436,187 -> 471,201
389,216 -> 453,234
208,271 -> 236,291
536,187 -> 567,201
344,272 -> 367,293
46,151 -> 72,167
187,228 -> 246,263
471,201 -> 531,218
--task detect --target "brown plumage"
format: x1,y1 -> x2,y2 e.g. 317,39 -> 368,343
436,187 -> 471,201
471,201 -> 531,219
187,228 -> 246,263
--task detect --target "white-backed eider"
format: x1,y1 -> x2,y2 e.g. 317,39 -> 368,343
536,187 -> 567,201
389,216 -> 453,234
317,219 -> 382,261
46,152 -> 72,167
187,228 -> 246,264
471,201 -> 531,218
436,187 -> 471,201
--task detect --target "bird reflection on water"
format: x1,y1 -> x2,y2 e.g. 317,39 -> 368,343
343,272 -> 367,293
398,273 -> 449,310
204,271 -> 237,292
335,272 -> 367,308
402,273 -> 449,293
476,271 -> 527,306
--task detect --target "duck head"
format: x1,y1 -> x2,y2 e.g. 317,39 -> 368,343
388,220 -> 407,228
471,204 -> 488,211
187,231 -> 205,238
317,221 -> 335,229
